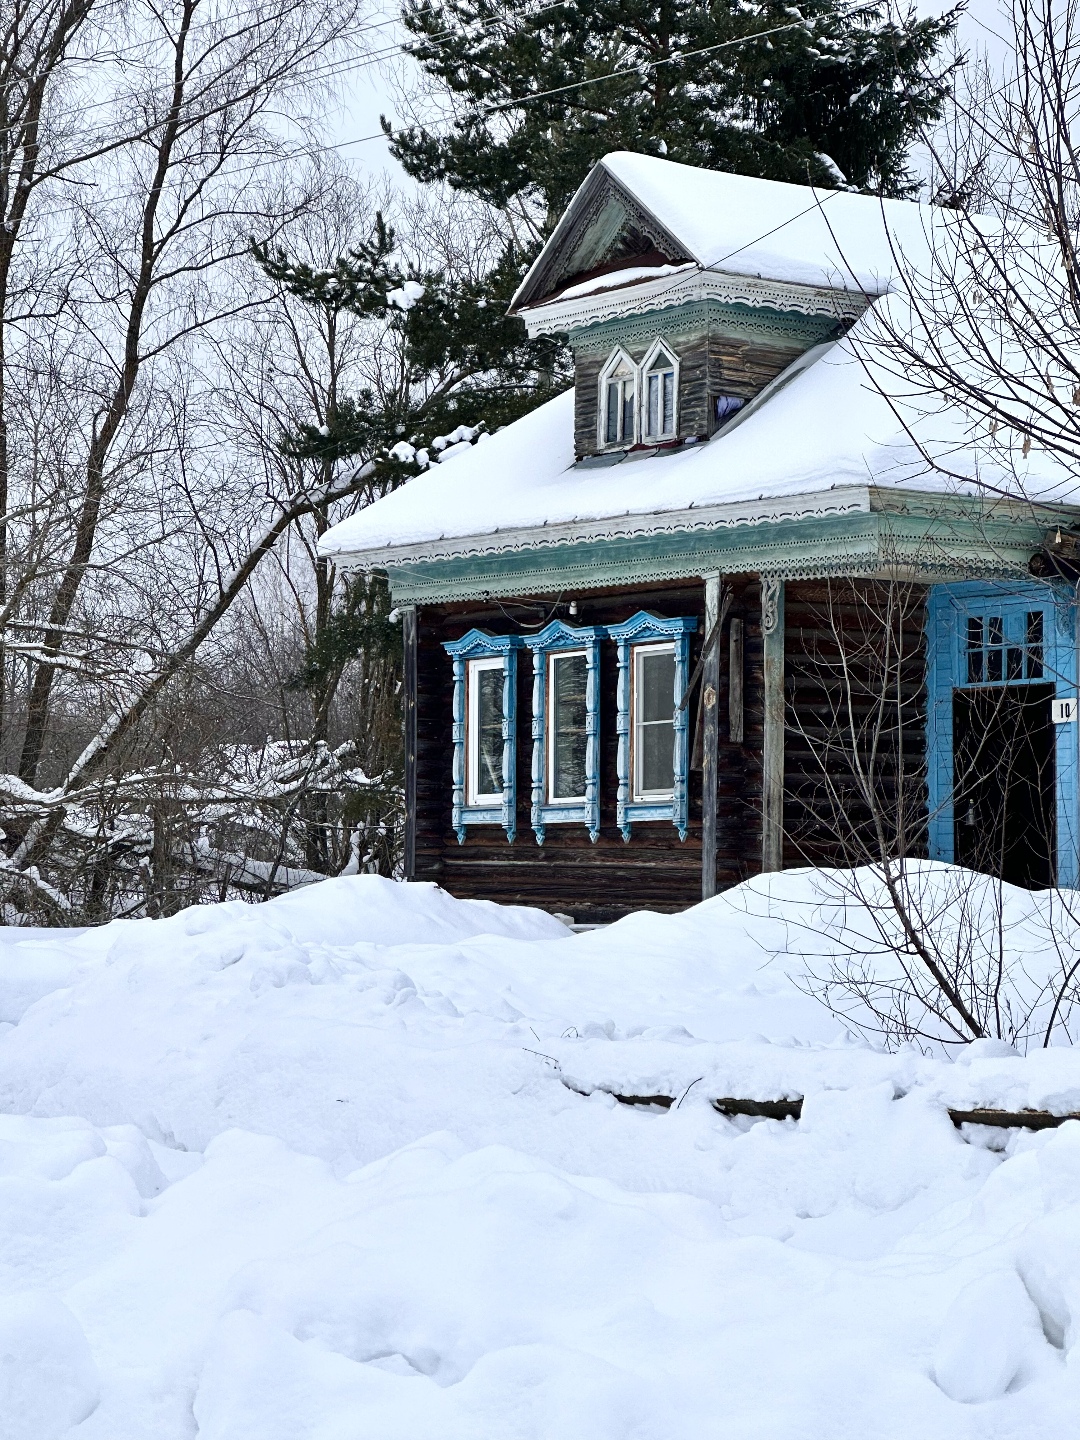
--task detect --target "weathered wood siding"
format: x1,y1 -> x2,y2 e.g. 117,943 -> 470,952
706,333 -> 805,426
782,579 -> 929,868
573,333 -> 711,458
412,576 -> 928,921
573,324 -> 809,456
415,582 -> 722,923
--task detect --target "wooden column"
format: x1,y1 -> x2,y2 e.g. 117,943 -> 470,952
701,574 -> 722,900
761,577 -> 785,873
729,618 -> 744,743
402,605 -> 418,881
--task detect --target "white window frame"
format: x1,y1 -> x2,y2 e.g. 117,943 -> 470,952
466,655 -> 506,806
546,648 -> 589,805
597,347 -> 638,450
640,337 -> 679,442
631,641 -> 677,803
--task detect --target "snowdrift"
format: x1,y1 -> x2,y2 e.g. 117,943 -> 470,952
1,869 -> 1079,1438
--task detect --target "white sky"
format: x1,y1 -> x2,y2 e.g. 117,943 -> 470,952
326,0 -> 1018,196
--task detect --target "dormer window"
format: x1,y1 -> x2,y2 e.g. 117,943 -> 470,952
598,348 -> 637,448
643,343 -> 677,440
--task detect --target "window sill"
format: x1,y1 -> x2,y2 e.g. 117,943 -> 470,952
620,798 -> 680,841
533,801 -> 598,845
455,802 -> 514,843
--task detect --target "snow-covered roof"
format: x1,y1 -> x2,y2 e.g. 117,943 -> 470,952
319,293 -> 1075,568
512,152 -> 954,313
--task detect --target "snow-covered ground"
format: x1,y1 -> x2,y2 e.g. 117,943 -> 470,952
1,871 -> 1079,1438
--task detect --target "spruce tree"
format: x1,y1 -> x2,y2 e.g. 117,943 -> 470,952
387,0 -> 961,221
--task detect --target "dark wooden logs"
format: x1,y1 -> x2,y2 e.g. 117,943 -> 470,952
701,575 -> 722,901
947,1107 -> 1080,1130
712,1096 -> 803,1121
402,606 -> 418,881
729,617 -> 744,744
563,1081 -> 1080,1131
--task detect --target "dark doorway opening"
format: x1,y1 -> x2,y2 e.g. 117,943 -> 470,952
953,684 -> 1055,889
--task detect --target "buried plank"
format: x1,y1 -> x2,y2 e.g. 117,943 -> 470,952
560,1080 -> 1080,1130
712,1096 -> 803,1122
947,1107 -> 1080,1131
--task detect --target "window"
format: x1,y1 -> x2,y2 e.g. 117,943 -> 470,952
632,644 -> 676,799
965,609 -> 1046,685
467,657 -> 505,804
643,348 -> 676,440
608,611 -> 697,841
602,357 -> 636,446
443,630 -> 524,843
524,620 -> 603,843
548,651 -> 588,801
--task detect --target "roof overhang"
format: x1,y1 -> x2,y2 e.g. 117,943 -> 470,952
519,266 -> 870,339
330,488 -> 1073,606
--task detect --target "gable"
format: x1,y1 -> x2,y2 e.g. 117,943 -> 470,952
511,165 -> 692,313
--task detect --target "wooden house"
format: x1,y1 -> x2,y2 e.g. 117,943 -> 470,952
321,153 -> 1080,923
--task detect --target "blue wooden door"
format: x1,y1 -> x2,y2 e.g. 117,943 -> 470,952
925,581 -> 1079,887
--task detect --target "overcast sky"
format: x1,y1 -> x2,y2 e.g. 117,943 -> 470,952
326,0 -> 1017,195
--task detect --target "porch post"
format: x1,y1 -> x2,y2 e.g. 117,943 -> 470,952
701,573 -> 722,900
761,577 -> 785,873
402,605 -> 418,880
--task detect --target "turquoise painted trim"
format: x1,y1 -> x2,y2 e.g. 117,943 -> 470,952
384,502 -> 1059,606
925,580 -> 1079,887
568,298 -> 839,353
523,620 -> 604,844
607,611 -> 697,841
443,630 -> 525,844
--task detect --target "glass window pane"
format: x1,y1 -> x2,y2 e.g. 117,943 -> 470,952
477,667 -> 503,796
987,647 -> 1003,683
662,371 -> 674,434
1007,646 -> 1023,680
622,381 -> 634,443
1026,611 -> 1044,678
639,649 -> 675,722
647,373 -> 659,437
967,616 -> 983,651
551,653 -> 588,800
967,649 -> 984,684
989,616 -> 1004,646
605,382 -> 619,443
641,719 -> 674,793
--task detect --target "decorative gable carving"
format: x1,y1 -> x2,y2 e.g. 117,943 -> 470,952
512,167 -> 691,313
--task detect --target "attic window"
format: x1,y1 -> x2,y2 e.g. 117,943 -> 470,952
643,346 -> 677,440
600,350 -> 637,448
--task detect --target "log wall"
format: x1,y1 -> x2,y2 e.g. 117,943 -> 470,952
572,324 -> 806,458
412,577 -> 928,922
783,579 -> 929,868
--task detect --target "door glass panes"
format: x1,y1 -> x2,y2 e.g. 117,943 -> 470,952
604,365 -> 636,445
550,652 -> 588,800
1026,611 -> 1044,678
645,350 -> 675,438
634,646 -> 676,796
964,608 -> 1048,686
472,664 -> 503,799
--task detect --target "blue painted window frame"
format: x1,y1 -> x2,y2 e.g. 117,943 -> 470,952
523,620 -> 604,845
607,611 -> 697,842
925,580 -> 1078,887
443,629 -> 524,844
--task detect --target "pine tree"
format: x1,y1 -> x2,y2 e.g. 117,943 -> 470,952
387,0 -> 961,222
251,217 -> 568,871
253,218 -> 565,470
